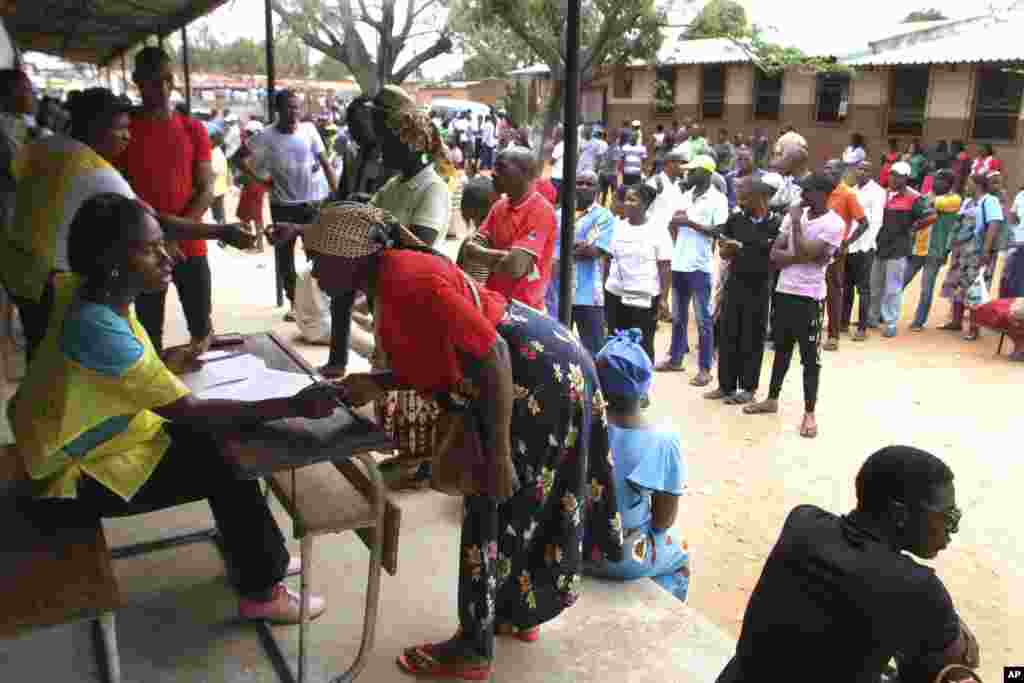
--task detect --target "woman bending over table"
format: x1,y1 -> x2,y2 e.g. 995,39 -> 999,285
13,194 -> 340,625
286,202 -> 624,681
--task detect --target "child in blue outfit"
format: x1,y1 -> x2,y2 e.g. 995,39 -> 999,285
585,329 -> 691,602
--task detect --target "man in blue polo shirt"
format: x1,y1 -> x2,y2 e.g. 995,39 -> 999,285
546,170 -> 615,355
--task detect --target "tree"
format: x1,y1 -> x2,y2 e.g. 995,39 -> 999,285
452,0 -> 665,159
269,0 -> 455,95
901,8 -> 949,22
313,57 -> 352,81
683,0 -> 748,40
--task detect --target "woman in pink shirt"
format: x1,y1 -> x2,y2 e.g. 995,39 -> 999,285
744,173 -> 845,439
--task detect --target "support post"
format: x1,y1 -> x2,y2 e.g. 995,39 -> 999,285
558,0 -> 581,328
181,26 -> 192,115
121,55 -> 128,97
265,0 -> 282,307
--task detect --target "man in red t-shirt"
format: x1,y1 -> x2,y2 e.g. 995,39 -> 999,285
461,147 -> 557,311
118,47 -> 216,351
822,159 -> 867,351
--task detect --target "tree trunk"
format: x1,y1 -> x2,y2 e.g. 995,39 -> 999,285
538,69 -> 564,165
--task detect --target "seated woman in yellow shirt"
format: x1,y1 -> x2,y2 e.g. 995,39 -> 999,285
13,194 -> 339,624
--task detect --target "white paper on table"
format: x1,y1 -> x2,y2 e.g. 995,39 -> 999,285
181,353 -> 267,393
197,349 -> 235,361
197,368 -> 313,401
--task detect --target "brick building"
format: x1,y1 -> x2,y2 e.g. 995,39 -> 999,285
514,13 -> 1024,183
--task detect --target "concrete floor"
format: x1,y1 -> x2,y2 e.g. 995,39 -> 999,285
0,236 -> 736,682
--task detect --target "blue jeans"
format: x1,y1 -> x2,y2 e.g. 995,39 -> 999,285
869,256 -> 907,326
573,305 -> 606,357
913,259 -> 942,327
668,270 -> 714,371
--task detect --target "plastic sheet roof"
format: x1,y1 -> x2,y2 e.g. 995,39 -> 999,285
5,0 -> 229,65
845,17 -> 1024,66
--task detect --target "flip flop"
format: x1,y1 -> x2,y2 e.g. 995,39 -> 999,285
397,643 -> 493,680
690,373 -> 712,387
743,401 -> 778,415
800,420 -> 819,439
724,391 -> 754,405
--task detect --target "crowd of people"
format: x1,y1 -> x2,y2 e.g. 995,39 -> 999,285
0,48 -> 998,682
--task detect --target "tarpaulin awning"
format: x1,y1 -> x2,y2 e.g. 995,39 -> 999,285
3,0 -> 229,65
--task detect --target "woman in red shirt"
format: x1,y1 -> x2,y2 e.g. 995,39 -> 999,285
291,203 -> 623,680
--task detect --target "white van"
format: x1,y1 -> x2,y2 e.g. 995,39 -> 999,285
429,98 -> 491,122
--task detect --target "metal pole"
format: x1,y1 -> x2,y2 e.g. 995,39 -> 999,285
181,27 -> 192,114
121,55 -> 127,97
265,0 -> 282,307
557,0 -> 581,327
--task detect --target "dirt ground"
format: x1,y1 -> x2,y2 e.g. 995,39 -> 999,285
166,188 -> 1021,681
641,277 -> 1020,682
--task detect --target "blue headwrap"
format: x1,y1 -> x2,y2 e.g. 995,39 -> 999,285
595,329 -> 652,399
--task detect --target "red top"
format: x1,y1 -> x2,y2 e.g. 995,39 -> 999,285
117,113 -> 212,258
377,250 -> 507,393
478,190 -> 557,310
533,178 -> 558,205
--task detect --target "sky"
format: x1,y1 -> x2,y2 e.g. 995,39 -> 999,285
195,0 -> 975,79
24,0 -> 981,77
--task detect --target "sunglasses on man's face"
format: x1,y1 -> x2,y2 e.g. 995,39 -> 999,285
914,502 -> 962,534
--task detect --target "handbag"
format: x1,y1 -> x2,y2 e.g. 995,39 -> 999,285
430,273 -> 490,497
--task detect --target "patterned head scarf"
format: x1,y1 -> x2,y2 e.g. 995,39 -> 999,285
304,201 -> 426,259
372,85 -> 455,179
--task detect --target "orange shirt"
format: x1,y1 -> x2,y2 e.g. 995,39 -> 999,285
828,183 -> 866,242
478,191 -> 558,310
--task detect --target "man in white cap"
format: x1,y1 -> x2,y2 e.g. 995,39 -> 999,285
658,154 -> 729,386
868,161 -> 933,337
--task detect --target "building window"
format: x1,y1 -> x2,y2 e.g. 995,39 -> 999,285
887,66 -> 929,136
815,72 -> 850,123
655,65 -> 675,116
753,69 -> 782,120
613,65 -> 633,99
972,64 -> 1024,141
701,65 -> 726,119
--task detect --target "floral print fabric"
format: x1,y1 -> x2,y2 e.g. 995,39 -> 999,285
456,301 -> 623,658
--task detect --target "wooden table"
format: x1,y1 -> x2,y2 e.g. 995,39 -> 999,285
119,332 -> 397,683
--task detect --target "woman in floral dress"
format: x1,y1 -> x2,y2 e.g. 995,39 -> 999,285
276,202 -> 624,680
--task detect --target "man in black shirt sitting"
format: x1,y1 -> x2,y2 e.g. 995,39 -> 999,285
705,175 -> 781,405
717,446 -> 979,683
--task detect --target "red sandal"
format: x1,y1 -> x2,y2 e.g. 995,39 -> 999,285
397,643 -> 494,680
497,624 -> 541,642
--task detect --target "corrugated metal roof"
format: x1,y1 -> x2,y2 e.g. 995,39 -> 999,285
652,37 -> 751,65
846,17 -> 1024,65
6,0 -> 229,65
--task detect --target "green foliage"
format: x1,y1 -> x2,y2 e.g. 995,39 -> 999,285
452,0 -> 664,80
313,57 -> 351,81
683,0 -> 748,40
167,22 -> 311,78
901,8 -> 949,22
499,79 -> 529,126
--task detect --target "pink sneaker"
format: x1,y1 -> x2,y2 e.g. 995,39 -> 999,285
239,583 -> 327,624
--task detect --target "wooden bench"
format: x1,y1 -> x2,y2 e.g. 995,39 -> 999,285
0,445 -> 123,683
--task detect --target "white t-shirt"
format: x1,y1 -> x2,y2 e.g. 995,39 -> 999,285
605,216 -> 674,301
482,121 -> 496,148
551,141 -> 565,180
646,172 -> 684,228
842,145 -> 866,166
247,122 -> 326,204
851,179 -> 887,253
621,144 -> 648,176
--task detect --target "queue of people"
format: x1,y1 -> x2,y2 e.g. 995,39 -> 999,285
0,55 -> 992,683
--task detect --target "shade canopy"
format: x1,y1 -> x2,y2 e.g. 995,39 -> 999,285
4,0 -> 228,65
